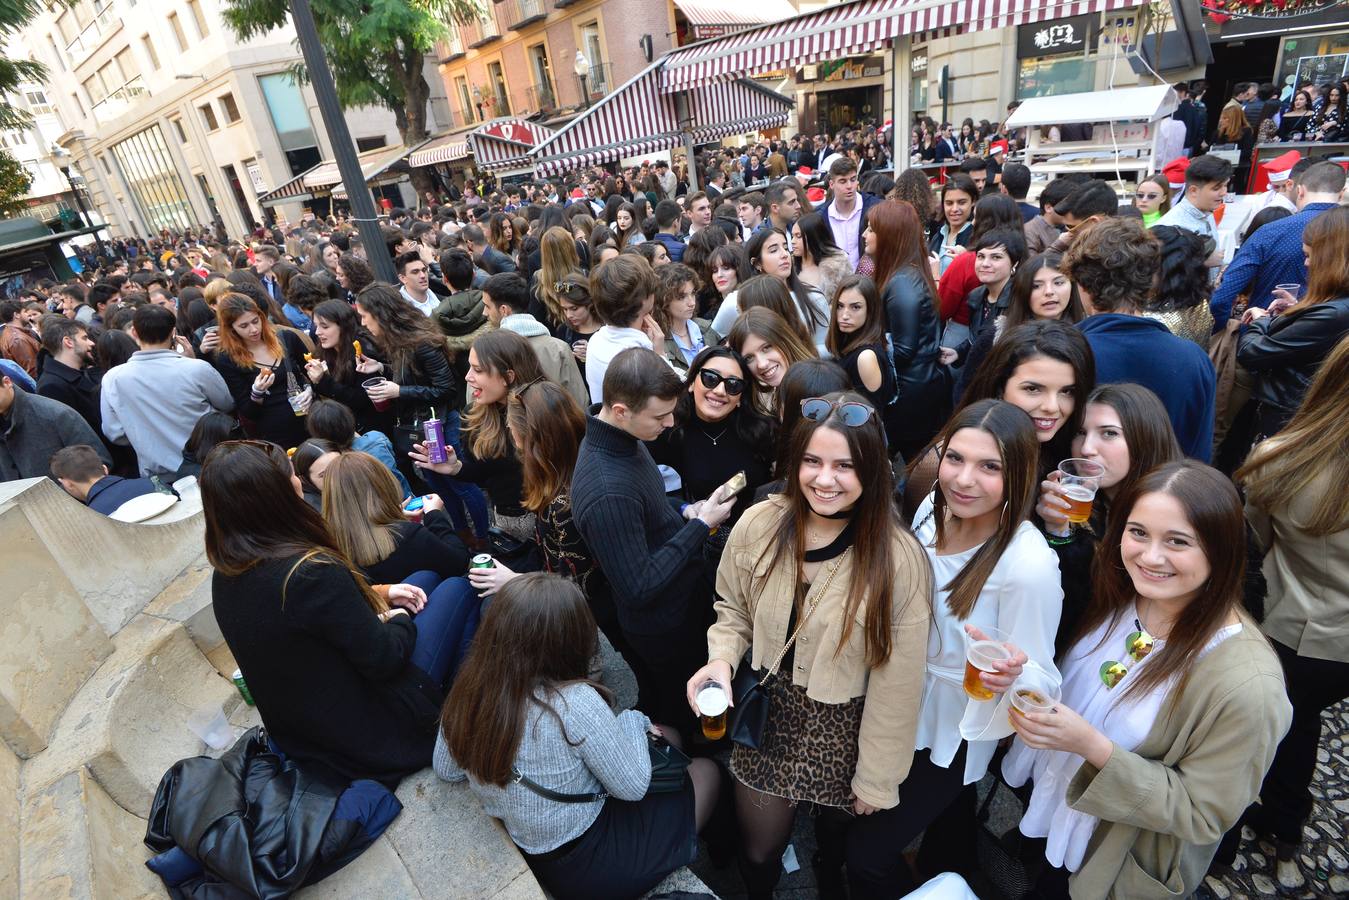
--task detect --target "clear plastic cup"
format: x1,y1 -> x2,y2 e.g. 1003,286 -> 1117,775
362,377 -> 392,411
1009,668 -> 1061,722
187,703 -> 233,750
964,625 -> 1012,701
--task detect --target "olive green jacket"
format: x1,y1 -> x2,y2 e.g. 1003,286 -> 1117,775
1065,619 -> 1291,899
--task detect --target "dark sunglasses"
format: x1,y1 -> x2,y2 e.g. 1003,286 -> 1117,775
801,397 -> 875,426
697,368 -> 745,396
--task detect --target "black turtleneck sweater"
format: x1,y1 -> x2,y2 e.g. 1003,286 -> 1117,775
647,412 -> 772,524
571,414 -> 711,636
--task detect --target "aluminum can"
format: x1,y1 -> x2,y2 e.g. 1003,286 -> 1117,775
423,418 -> 449,464
470,554 -> 495,570
231,668 -> 255,706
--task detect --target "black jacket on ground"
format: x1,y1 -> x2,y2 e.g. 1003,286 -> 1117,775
211,554 -> 440,787
361,510 -> 468,584
1238,297 -> 1349,428
571,415 -> 711,636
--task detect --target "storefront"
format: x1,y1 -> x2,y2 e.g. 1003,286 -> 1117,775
1015,15 -> 1100,99
796,55 -> 887,134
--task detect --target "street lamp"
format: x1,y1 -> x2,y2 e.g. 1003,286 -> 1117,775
574,50 -> 591,109
48,143 -> 106,260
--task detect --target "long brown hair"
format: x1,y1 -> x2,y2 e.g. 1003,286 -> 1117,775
536,227 -> 581,327
320,451 -> 408,567
200,440 -> 385,612
1238,333 -> 1349,536
736,275 -> 814,347
869,199 -> 940,306
726,306 -> 819,412
464,330 -> 545,460
1216,103 -> 1251,144
354,283 -> 450,378
1004,252 -> 1084,329
927,400 -> 1040,619
441,573 -> 607,786
311,299 -> 361,383
826,274 -> 886,358
1285,205 -> 1349,317
1081,384 -> 1182,506
1077,462 -> 1247,704
757,391 -> 929,666
507,380 -> 586,514
216,292 -> 283,369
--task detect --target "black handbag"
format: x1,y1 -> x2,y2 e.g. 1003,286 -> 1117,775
728,551 -> 849,750
510,731 -> 690,803
973,776 -> 1040,900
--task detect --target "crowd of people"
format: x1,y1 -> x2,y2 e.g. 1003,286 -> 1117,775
1,128 -> 1346,900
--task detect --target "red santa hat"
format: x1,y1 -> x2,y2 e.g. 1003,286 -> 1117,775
569,187 -> 585,200
806,186 -> 826,204
1260,150 -> 1301,185
989,140 -> 1009,157
1161,156 -> 1190,190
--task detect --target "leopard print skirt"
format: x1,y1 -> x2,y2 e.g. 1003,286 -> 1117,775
730,676 -> 866,809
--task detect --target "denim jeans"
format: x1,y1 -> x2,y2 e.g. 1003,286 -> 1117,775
400,570 -> 481,688
398,410 -> 489,538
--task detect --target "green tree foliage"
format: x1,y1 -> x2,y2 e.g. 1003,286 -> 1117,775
1,0 -> 73,130
0,150 -> 35,217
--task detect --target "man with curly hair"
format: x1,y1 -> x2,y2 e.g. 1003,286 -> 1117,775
1064,217 -> 1216,461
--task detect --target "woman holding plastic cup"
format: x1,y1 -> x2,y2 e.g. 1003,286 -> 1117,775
1001,461 -> 1290,899
1038,384 -> 1182,651
879,398 -> 1062,894
304,298 -> 379,427
210,292 -> 313,448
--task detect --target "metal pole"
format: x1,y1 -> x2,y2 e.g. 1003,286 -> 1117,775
890,36 -> 911,172
674,92 -> 699,192
289,0 -> 396,283
60,165 -> 107,260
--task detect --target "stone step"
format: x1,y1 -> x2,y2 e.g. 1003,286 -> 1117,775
19,767 -> 162,899
1,740 -> 18,899
22,614 -> 240,819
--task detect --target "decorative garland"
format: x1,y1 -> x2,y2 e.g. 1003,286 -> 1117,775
1201,0 -> 1347,24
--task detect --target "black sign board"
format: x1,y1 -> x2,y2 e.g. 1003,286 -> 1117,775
1017,14 -> 1097,58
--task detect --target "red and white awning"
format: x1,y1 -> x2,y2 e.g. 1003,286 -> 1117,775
672,0 -> 799,38
660,0 -> 1148,93
529,63 -> 792,177
468,117 -> 556,173
409,131 -> 473,168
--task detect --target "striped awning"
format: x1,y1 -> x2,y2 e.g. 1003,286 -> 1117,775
530,63 -> 792,177
672,0 -> 799,37
469,117 -> 556,173
660,0 -> 1149,93
258,165 -> 320,208
409,131 -> 473,168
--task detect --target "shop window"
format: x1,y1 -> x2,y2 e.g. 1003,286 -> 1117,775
200,102 -> 219,131
220,92 -> 241,124
1016,55 -> 1094,100
1277,32 -> 1349,96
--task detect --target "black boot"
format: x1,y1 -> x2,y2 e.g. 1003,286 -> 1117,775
737,854 -> 783,900
813,808 -> 850,900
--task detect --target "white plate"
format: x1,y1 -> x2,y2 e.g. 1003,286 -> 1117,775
109,492 -> 178,523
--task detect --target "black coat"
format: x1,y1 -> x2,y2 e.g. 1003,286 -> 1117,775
1238,297 -> 1349,426
383,342 -> 461,428
35,357 -> 101,434
881,267 -> 948,447
211,554 -> 441,787
361,511 -> 468,584
212,330 -> 312,448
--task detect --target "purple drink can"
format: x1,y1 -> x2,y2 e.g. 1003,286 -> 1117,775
423,418 -> 449,464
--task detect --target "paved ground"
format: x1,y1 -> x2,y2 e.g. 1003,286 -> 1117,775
598,638 -> 1349,899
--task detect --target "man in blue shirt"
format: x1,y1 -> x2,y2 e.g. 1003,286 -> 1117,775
1210,161 -> 1346,330
50,444 -> 168,515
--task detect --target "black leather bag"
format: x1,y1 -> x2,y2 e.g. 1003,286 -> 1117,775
511,731 -> 690,802
727,551 -> 849,750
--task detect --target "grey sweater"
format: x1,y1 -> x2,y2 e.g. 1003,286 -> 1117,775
0,387 -> 111,482
434,683 -> 651,853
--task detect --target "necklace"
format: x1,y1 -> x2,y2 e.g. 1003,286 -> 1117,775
703,425 -> 730,446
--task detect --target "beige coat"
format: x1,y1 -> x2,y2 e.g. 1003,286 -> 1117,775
1065,620 -> 1291,899
707,496 -> 932,808
1246,468 -> 1349,663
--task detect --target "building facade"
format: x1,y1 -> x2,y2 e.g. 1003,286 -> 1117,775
17,0 -> 454,238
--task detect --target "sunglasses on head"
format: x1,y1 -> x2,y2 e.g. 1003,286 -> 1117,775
801,397 -> 875,427
697,368 -> 745,396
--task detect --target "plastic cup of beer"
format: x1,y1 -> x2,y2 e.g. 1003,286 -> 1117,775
1273,283 -> 1301,298
1056,458 -> 1105,526
1009,668 -> 1060,723
362,377 -> 392,411
963,626 -> 1013,702
696,679 -> 729,740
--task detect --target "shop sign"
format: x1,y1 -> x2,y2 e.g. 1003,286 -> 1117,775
245,161 -> 268,194
479,120 -> 537,146
1017,14 -> 1096,58
816,56 -> 884,83
911,48 -> 928,75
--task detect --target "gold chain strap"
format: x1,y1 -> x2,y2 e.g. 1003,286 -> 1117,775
759,547 -> 852,685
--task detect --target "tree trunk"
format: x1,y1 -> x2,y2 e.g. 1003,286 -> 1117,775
392,47 -> 436,199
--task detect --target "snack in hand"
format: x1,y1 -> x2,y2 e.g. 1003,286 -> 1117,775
353,339 -> 363,357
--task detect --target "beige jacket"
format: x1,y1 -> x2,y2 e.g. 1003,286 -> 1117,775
1246,468 -> 1349,663
1065,620 -> 1291,899
708,496 -> 932,808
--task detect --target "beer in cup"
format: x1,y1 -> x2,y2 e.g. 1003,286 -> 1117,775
963,625 -> 1012,701
696,679 -> 729,740
1056,458 -> 1105,526
1009,668 -> 1060,721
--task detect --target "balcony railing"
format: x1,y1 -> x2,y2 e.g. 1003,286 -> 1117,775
440,27 -> 465,61
64,3 -> 117,64
576,61 -> 612,104
505,0 -> 547,30
90,75 -> 148,125
524,82 -> 555,114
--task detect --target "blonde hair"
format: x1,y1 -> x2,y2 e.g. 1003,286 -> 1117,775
320,452 -> 408,567
536,227 -> 581,327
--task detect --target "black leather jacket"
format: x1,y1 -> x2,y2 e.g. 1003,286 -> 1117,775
1238,297 -> 1349,419
882,267 -> 944,403
388,341 -> 461,428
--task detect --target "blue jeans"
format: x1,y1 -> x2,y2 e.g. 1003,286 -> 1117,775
401,571 -> 481,688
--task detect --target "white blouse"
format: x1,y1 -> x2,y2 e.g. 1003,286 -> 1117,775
912,492 -> 1064,785
1002,612 -> 1242,872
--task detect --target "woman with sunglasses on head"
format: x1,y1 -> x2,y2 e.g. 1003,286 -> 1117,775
648,347 -> 776,548
862,399 -> 1061,894
727,307 -> 820,414
292,438 -> 341,509
686,392 -> 932,900
904,320 -> 1094,521
410,330 -> 546,547
1002,461 -> 1290,900
549,273 -> 601,381
957,251 -> 1085,400
211,292 -> 314,448
203,441 -> 469,787
710,227 -> 830,353
654,263 -> 720,375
